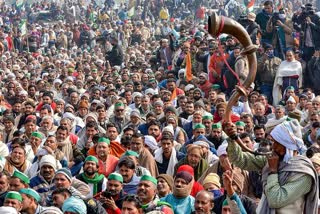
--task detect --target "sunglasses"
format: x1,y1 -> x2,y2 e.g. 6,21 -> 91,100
116,109 -> 124,112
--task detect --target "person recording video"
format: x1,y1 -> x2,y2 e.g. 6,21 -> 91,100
293,3 -> 320,62
266,8 -> 294,60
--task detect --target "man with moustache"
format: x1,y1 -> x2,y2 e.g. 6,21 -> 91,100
118,157 -> 140,194
3,146 -> 31,175
3,191 -> 23,213
30,155 -> 57,203
193,190 -> 215,214
77,156 -> 107,197
156,174 -> 174,198
9,171 -> 30,192
95,137 -> 119,177
52,187 -> 106,214
175,145 -> 209,180
137,175 -> 172,213
225,120 -> 318,213
19,188 -> 46,214
46,168 -> 90,206
207,123 -> 225,149
99,173 -> 126,214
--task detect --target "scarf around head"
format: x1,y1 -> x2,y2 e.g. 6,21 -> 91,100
173,179 -> 194,198
81,172 -> 105,195
260,155 -> 318,214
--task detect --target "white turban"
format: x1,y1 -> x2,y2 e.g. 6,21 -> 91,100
132,92 -> 143,100
162,125 -> 174,136
194,141 -> 209,148
0,206 -> 18,214
63,112 -> 76,121
185,84 -> 195,92
217,143 -> 228,157
286,96 -> 296,104
178,69 -> 186,75
40,207 -> 63,214
145,88 -> 155,95
144,135 -> 159,151
270,120 -> 306,163
53,79 -> 63,85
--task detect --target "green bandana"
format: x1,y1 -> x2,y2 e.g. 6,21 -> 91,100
140,175 -> 157,185
31,132 -> 44,140
85,156 -> 98,164
108,173 -> 123,183
5,191 -> 22,202
286,86 -> 295,91
81,173 -> 105,195
19,188 -> 41,202
12,170 -> 30,184
202,115 -> 213,120
222,199 -> 228,206
212,84 -> 221,90
235,121 -> 246,127
212,123 -> 222,129
193,123 -> 206,130
123,150 -> 139,157
98,137 -> 110,145
115,102 -> 124,108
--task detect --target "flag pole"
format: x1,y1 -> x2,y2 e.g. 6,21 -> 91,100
26,20 -> 29,53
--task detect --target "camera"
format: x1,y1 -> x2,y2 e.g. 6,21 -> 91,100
300,4 -> 315,21
238,15 -> 248,27
102,191 -> 112,199
272,12 -> 280,26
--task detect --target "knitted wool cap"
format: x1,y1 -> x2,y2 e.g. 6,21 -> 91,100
39,155 -> 57,170
55,168 -> 72,182
203,173 -> 221,188
157,174 -> 174,190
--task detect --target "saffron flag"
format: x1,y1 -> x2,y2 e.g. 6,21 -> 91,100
185,52 -> 193,82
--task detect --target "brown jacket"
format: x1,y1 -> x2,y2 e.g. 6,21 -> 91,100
138,148 -> 159,177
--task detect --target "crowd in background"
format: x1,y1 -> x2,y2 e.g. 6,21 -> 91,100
0,0 -> 319,213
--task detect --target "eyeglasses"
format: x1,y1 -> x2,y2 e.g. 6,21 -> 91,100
116,109 -> 124,112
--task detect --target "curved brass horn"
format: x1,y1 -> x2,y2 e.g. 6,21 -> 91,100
208,12 -> 270,156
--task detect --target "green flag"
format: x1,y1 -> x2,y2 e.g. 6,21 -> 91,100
19,19 -> 27,36
16,0 -> 25,9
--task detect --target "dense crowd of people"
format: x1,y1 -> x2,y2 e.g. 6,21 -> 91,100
0,0 -> 319,213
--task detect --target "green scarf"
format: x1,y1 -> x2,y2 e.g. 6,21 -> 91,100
81,173 -> 105,195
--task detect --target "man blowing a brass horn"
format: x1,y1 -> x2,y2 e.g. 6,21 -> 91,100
223,120 -> 318,214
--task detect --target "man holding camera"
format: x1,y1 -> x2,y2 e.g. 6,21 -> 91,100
266,9 -> 294,60
99,173 -> 127,214
255,0 -> 274,45
295,4 -> 320,62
